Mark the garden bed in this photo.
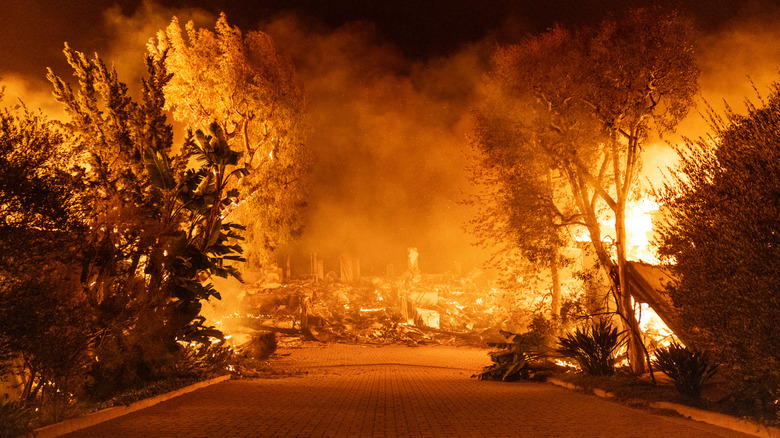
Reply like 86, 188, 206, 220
548, 371, 780, 437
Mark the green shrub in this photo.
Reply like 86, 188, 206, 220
652, 342, 719, 398
556, 319, 624, 376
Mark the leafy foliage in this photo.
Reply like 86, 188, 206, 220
0, 278, 91, 404
0, 94, 84, 286
0, 95, 94, 410
91, 376, 203, 410
657, 82, 780, 412
0, 102, 77, 231
468, 91, 575, 316
652, 342, 718, 398
37, 45, 240, 400
471, 7, 699, 373
556, 319, 624, 376
161, 123, 249, 344
44, 47, 183, 396
150, 14, 310, 269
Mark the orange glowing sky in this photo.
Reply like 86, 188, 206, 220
4, 0, 780, 273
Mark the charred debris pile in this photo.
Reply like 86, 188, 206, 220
220, 272, 509, 348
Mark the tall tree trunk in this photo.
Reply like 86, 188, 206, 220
548, 168, 562, 321
550, 251, 561, 320
615, 208, 646, 374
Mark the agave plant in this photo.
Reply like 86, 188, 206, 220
556, 319, 624, 376
652, 342, 719, 398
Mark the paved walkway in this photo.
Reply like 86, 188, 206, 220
63, 344, 756, 437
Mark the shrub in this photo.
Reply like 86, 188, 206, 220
652, 342, 719, 398
0, 278, 92, 403
172, 341, 234, 377
0, 400, 32, 438
556, 319, 624, 376
656, 78, 780, 412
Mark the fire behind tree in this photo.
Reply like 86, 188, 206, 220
467, 8, 698, 374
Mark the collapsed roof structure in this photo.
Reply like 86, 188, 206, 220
625, 261, 687, 345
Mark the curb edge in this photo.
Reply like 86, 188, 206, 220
547, 378, 779, 438
28, 374, 231, 438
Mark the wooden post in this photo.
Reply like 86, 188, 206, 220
310, 252, 317, 282
300, 296, 311, 331
285, 254, 291, 283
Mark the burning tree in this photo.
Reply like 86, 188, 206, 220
471, 9, 698, 373
149, 14, 310, 270
469, 68, 579, 320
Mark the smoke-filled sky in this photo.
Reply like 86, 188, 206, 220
3, 0, 780, 274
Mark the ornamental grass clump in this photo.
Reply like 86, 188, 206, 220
652, 342, 719, 398
556, 319, 624, 376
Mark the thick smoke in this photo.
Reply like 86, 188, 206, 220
644, 2, 780, 186
6, 1, 780, 277
263, 16, 491, 275
100, 1, 214, 91
18, 1, 492, 276
1, 2, 205, 113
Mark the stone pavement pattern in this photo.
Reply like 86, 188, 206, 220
63, 344, 757, 437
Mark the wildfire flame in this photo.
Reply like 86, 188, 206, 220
623, 198, 659, 263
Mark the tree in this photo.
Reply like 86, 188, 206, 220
657, 86, 780, 410
47, 45, 176, 306
579, 10, 698, 374
0, 99, 78, 233
0, 90, 84, 284
0, 91, 90, 406
469, 73, 578, 320
473, 9, 698, 373
149, 14, 310, 269
46, 45, 243, 393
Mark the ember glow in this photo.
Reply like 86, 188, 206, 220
4, 1, 780, 273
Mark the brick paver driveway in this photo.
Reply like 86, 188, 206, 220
63, 343, 756, 437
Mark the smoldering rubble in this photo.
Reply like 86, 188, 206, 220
219, 269, 532, 349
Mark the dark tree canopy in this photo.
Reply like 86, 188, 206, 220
0, 100, 78, 232
657, 85, 780, 405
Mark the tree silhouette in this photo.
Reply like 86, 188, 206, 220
472, 9, 699, 373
